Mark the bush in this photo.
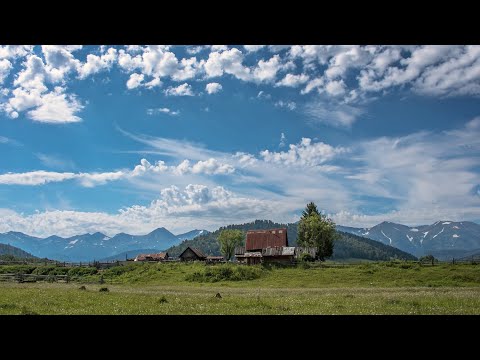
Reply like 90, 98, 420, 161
300, 253, 315, 262
68, 267, 98, 277
99, 287, 109, 292
185, 264, 261, 282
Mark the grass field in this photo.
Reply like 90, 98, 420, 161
1, 261, 480, 314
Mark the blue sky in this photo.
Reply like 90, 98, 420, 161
0, 45, 479, 237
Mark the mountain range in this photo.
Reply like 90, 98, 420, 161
1, 219, 479, 262
337, 220, 480, 259
0, 228, 209, 261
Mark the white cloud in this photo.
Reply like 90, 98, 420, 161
325, 80, 346, 96
0, 184, 276, 237
276, 73, 309, 87
0, 45, 33, 60
0, 59, 12, 84
27, 87, 83, 123
244, 45, 265, 52
211, 45, 228, 52
257, 90, 271, 99
301, 77, 324, 94
253, 55, 282, 83
126, 73, 144, 89
205, 82, 222, 94
164, 83, 194, 96
260, 137, 348, 167
147, 107, 180, 116
304, 100, 364, 128
186, 46, 206, 55
77, 47, 117, 79
274, 100, 296, 110
0, 171, 77, 185
191, 158, 234, 175
279, 132, 286, 147
204, 48, 251, 81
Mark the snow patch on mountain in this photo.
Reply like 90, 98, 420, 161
433, 227, 445, 239
406, 234, 413, 242
69, 239, 78, 245
453, 234, 460, 238
442, 222, 452, 225
381, 230, 392, 245
453, 226, 460, 229
410, 228, 419, 232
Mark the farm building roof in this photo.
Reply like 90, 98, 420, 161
135, 252, 169, 261
246, 228, 288, 251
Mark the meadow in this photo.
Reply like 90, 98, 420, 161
1, 261, 480, 314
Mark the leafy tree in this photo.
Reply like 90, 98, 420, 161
419, 254, 437, 265
297, 202, 337, 261
302, 202, 320, 218
217, 229, 244, 261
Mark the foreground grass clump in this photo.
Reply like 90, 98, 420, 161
185, 264, 262, 282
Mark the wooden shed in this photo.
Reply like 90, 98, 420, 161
179, 247, 207, 261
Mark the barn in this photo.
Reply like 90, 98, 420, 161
179, 247, 207, 261
245, 228, 288, 251
236, 228, 297, 264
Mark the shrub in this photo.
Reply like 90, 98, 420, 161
300, 253, 315, 262
99, 287, 109, 292
185, 264, 261, 282
68, 267, 98, 277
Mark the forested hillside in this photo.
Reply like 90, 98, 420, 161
166, 220, 416, 261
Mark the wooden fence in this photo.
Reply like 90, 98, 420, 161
0, 273, 70, 283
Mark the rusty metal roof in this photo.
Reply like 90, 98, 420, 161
134, 252, 169, 261
246, 228, 288, 251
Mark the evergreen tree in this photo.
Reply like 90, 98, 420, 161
302, 202, 320, 218
297, 202, 336, 261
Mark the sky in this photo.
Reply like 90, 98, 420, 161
0, 45, 479, 237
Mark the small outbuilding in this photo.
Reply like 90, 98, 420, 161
179, 247, 207, 261
134, 252, 169, 262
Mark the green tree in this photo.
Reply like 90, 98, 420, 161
302, 202, 320, 218
297, 202, 337, 261
217, 229, 244, 261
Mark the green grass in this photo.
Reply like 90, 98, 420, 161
1, 261, 480, 314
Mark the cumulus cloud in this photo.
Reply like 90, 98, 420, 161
0, 157, 236, 187
27, 87, 83, 123
205, 82, 222, 94
126, 73, 144, 89
253, 55, 283, 83
164, 83, 194, 96
260, 137, 348, 167
0, 59, 12, 84
0, 184, 275, 237
244, 45, 265, 52
276, 73, 309, 87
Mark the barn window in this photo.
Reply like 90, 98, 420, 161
272, 231, 276, 234
279, 230, 283, 233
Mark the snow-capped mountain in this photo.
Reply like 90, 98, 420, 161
0, 227, 208, 261
337, 221, 480, 259
175, 229, 210, 241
